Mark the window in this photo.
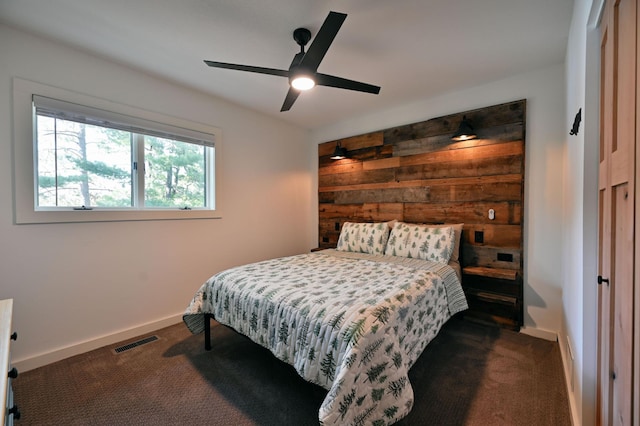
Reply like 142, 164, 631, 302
13, 79, 222, 223
34, 95, 215, 211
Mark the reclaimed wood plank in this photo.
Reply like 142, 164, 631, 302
395, 154, 523, 181
318, 204, 364, 218
332, 182, 522, 204
362, 157, 401, 171
318, 132, 384, 156
403, 202, 522, 225
319, 204, 403, 233
461, 224, 522, 247
318, 168, 396, 188
319, 173, 522, 193
361, 203, 404, 221
393, 123, 524, 157
319, 144, 393, 166
399, 140, 523, 167
318, 160, 363, 176
470, 223, 522, 243
463, 266, 518, 280
383, 100, 525, 144
462, 245, 522, 270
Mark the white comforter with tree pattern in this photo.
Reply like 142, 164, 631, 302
183, 249, 467, 426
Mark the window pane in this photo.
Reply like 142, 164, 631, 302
144, 136, 206, 208
36, 115, 133, 208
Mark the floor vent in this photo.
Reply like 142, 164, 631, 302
114, 335, 159, 354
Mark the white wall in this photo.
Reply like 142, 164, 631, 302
312, 64, 567, 338
562, 0, 602, 425
0, 24, 314, 370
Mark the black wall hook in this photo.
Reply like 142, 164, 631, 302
570, 108, 582, 136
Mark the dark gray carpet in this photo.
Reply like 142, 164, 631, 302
12, 317, 571, 425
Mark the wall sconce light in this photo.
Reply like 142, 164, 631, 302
330, 141, 348, 160
451, 115, 477, 141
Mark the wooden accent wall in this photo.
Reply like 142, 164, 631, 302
318, 100, 526, 325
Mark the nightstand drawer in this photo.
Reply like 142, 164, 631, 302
462, 274, 520, 298
464, 289, 521, 330
465, 287, 518, 310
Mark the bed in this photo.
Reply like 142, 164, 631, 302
183, 221, 468, 425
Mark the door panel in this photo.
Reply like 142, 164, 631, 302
597, 0, 635, 424
612, 184, 633, 425
597, 5, 613, 423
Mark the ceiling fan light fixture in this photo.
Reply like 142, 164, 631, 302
291, 75, 315, 91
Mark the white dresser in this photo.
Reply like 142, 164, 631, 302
1, 299, 18, 425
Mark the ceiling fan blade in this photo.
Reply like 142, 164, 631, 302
280, 87, 301, 112
315, 73, 381, 94
299, 11, 346, 72
204, 60, 289, 78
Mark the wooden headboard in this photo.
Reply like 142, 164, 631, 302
317, 99, 526, 329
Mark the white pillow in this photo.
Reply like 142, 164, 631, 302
384, 222, 455, 264
336, 222, 391, 255
426, 223, 463, 262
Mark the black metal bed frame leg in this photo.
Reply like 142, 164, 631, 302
204, 313, 213, 351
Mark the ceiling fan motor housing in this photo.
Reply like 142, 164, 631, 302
293, 28, 312, 49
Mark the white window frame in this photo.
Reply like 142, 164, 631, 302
12, 78, 223, 224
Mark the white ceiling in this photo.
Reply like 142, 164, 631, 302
0, 0, 574, 130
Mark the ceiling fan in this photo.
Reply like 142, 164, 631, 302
203, 11, 381, 112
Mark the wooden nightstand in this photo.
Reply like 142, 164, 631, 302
461, 266, 523, 330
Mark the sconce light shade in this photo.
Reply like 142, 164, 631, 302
451, 115, 477, 141
330, 142, 348, 160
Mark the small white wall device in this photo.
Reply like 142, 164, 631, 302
488, 209, 495, 220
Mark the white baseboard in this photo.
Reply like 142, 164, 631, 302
14, 314, 183, 372
557, 331, 579, 426
519, 326, 558, 341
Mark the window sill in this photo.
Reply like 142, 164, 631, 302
15, 208, 223, 225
